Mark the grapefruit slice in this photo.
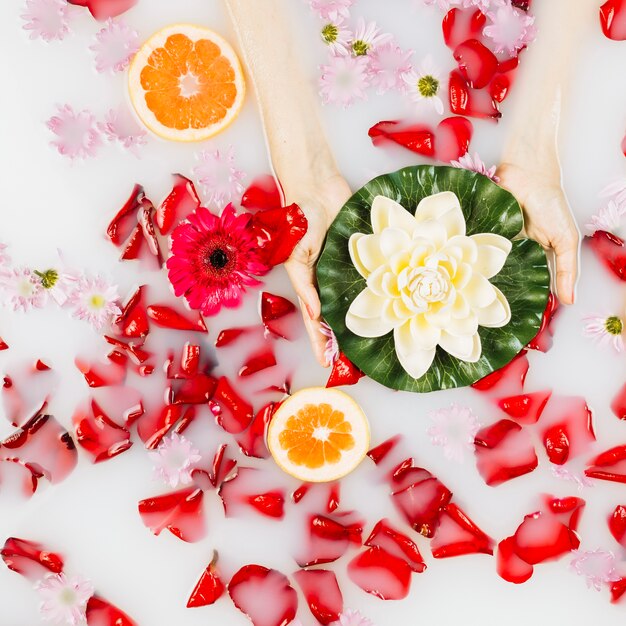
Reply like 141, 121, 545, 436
267, 387, 370, 483
128, 24, 245, 142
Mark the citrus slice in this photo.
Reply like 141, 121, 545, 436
267, 387, 370, 483
128, 24, 245, 142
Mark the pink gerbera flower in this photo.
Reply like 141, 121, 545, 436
451, 151, 499, 181
331, 609, 375, 626
600, 179, 626, 210
320, 321, 339, 365
0, 267, 47, 311
309, 0, 354, 21
67, 275, 121, 330
427, 403, 481, 463
583, 314, 624, 353
422, 0, 460, 11
47, 105, 101, 160
34, 267, 78, 306
167, 205, 269, 317
98, 105, 148, 155
319, 55, 370, 108
350, 18, 393, 57
21, 0, 72, 42
570, 549, 620, 591
90, 19, 140, 73
483, 3, 536, 55
192, 147, 246, 208
149, 433, 202, 488
367, 41, 414, 94
320, 18, 352, 56
585, 200, 626, 236
34, 572, 94, 625
403, 55, 446, 115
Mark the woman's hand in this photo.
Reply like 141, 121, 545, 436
284, 175, 352, 366
496, 161, 579, 305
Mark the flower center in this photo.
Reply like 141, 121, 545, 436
418, 75, 439, 98
89, 294, 106, 309
209, 248, 229, 270
179, 72, 201, 98
18, 279, 35, 297
605, 316, 624, 336
35, 269, 58, 289
408, 267, 449, 308
321, 23, 338, 44
58, 587, 77, 606
352, 40, 369, 56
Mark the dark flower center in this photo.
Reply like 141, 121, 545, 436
209, 248, 229, 270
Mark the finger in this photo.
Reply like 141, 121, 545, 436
552, 231, 580, 305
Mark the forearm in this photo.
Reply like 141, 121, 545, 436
223, 0, 339, 200
502, 0, 597, 175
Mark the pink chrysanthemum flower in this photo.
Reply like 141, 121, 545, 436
34, 572, 94, 626
422, 0, 460, 11
193, 147, 246, 208
320, 18, 352, 56
551, 466, 593, 491
367, 41, 414, 94
68, 275, 121, 330
427, 403, 481, 463
483, 3, 536, 55
585, 200, 626, 236
451, 151, 499, 182
98, 105, 148, 155
600, 179, 626, 210
21, 0, 72, 42
350, 18, 393, 57
460, 0, 504, 11
167, 205, 268, 317
320, 321, 339, 365
149, 433, 202, 488
90, 19, 140, 73
0, 243, 11, 267
0, 268, 47, 311
34, 267, 78, 306
309, 0, 354, 21
403, 55, 445, 115
583, 314, 624, 353
319, 55, 370, 108
570, 549, 620, 592
331, 609, 375, 626
47, 105, 101, 160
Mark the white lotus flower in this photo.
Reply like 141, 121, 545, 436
346, 192, 512, 379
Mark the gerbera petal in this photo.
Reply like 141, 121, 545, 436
371, 195, 417, 235
394, 322, 436, 378
415, 191, 465, 238
470, 233, 512, 278
439, 330, 481, 361
476, 287, 511, 327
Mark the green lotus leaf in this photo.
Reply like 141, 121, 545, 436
316, 165, 550, 392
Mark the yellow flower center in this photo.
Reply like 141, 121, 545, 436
418, 75, 439, 98
352, 40, 369, 56
90, 294, 106, 309
605, 316, 624, 336
322, 23, 338, 44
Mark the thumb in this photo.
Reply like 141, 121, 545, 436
552, 229, 580, 305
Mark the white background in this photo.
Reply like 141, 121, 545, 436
1, 1, 626, 625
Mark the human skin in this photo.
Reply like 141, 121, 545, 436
224, 0, 588, 366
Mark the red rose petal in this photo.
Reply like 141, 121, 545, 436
489, 73, 511, 103
1, 413, 77, 490
471, 350, 529, 394
431, 503, 494, 558
136, 405, 185, 449
326, 352, 364, 388
251, 203, 308, 268
236, 402, 276, 459
496, 536, 533, 584
0, 338, 9, 351
239, 349, 277, 377
107, 184, 144, 245
453, 39, 498, 88
241, 175, 282, 212
208, 443, 238, 488
611, 577, 626, 603
611, 382, 626, 420
585, 444, 626, 483
443, 8, 487, 49
1, 537, 64, 581
2, 362, 56, 427
435, 116, 473, 162
138, 487, 206, 542
90, 386, 144, 426
544, 495, 586, 531
210, 377, 254, 434
215, 326, 255, 347
367, 435, 402, 466
497, 390, 552, 425
365, 519, 426, 573
260, 292, 297, 339
449, 70, 501, 120
609, 505, 626, 548
368, 120, 435, 157
474, 419, 538, 486
527, 292, 560, 352
219, 467, 285, 519
585, 230, 626, 281
120, 224, 146, 261
348, 546, 413, 601
297, 512, 364, 567
170, 374, 217, 405
187, 552, 225, 608
139, 198, 164, 267
539, 396, 595, 465
156, 174, 200, 235
103, 336, 151, 365
73, 399, 132, 463
293, 569, 342, 625
115, 286, 149, 339
228, 565, 298, 626
391, 464, 453, 538
146, 304, 207, 333
67, 0, 137, 20
85, 595, 137, 626
600, 0, 626, 40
